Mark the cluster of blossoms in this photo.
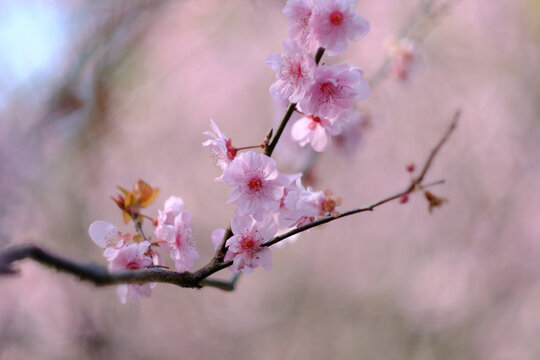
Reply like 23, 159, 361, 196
89, 220, 156, 303
89, 182, 199, 303
202, 0, 372, 272
204, 124, 342, 274
88, 0, 370, 303
266, 0, 370, 152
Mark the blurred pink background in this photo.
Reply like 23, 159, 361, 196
1, 0, 540, 359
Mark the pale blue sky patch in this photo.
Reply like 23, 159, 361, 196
0, 0, 67, 108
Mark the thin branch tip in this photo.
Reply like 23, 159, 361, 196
263, 110, 459, 248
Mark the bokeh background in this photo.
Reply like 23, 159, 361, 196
1, 0, 540, 359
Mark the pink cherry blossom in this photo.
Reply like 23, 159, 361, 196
108, 241, 154, 304
278, 178, 318, 228
266, 40, 316, 103
157, 210, 199, 272
224, 214, 276, 274
202, 119, 237, 171
297, 188, 342, 217
311, 0, 369, 55
283, 0, 319, 53
278, 180, 341, 228
211, 228, 226, 251
88, 220, 131, 260
156, 196, 184, 227
222, 151, 294, 220
89, 221, 126, 248
299, 64, 369, 120
155, 196, 199, 272
291, 114, 342, 152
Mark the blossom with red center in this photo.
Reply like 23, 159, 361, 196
266, 39, 316, 103
224, 214, 276, 274
311, 0, 369, 55
297, 188, 342, 217
278, 180, 341, 228
155, 196, 199, 272
283, 0, 319, 53
222, 151, 295, 220
203, 119, 237, 172
108, 241, 154, 304
291, 114, 342, 151
300, 64, 369, 120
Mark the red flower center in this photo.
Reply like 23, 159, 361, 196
126, 261, 140, 270
321, 81, 335, 94
330, 11, 344, 25
248, 178, 263, 191
226, 139, 237, 161
241, 237, 255, 251
288, 61, 304, 80
308, 116, 322, 130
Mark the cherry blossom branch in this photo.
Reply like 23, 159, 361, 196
291, 2, 460, 181
214, 47, 326, 260
0, 111, 459, 292
263, 179, 442, 247
264, 109, 459, 247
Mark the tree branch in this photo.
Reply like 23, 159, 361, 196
410, 109, 459, 189
0, 244, 200, 287
0, 111, 459, 291
199, 273, 241, 292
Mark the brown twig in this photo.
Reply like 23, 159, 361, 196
409, 109, 459, 190
263, 178, 445, 248
0, 111, 459, 291
132, 215, 149, 242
